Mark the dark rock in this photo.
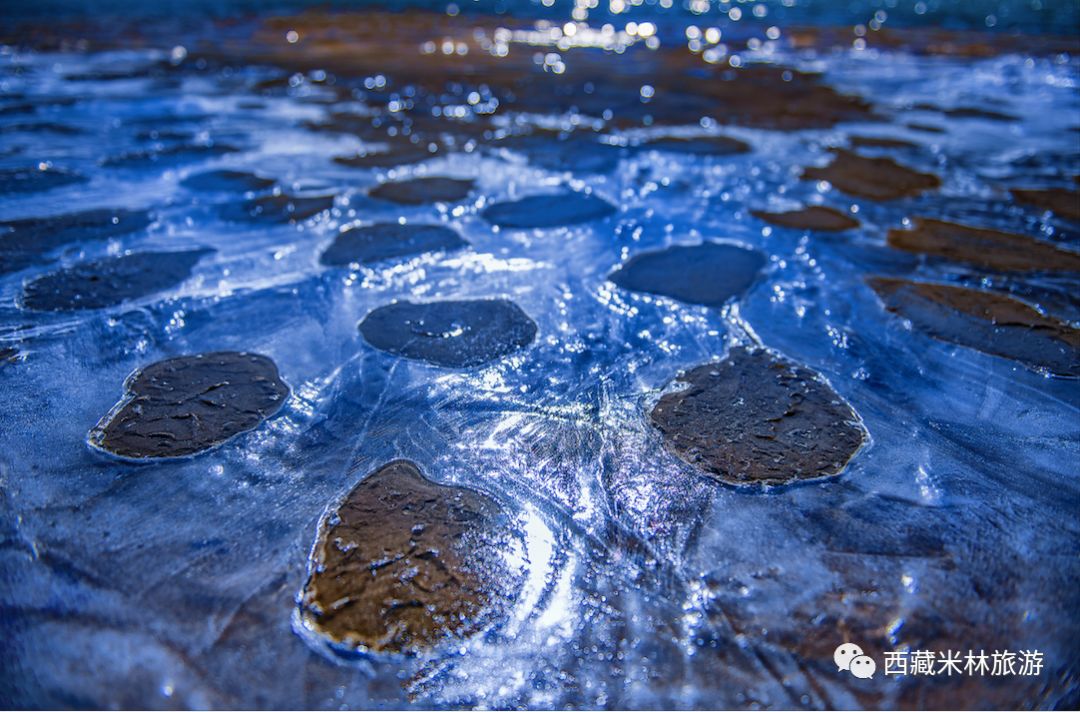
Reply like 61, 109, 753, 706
751, 206, 859, 232
0, 122, 84, 135
496, 134, 626, 174
135, 128, 195, 142
321, 223, 467, 267
0, 166, 86, 194
639, 135, 751, 156
368, 177, 474, 205
0, 207, 152, 274
101, 143, 239, 169
21, 249, 211, 311
359, 298, 537, 368
296, 459, 520, 656
651, 347, 867, 486
849, 136, 919, 149
868, 277, 1080, 376
888, 218, 1080, 272
481, 192, 615, 228
221, 193, 335, 224
608, 242, 765, 306
0, 347, 18, 366
333, 144, 437, 169
181, 170, 275, 193
906, 122, 946, 134
802, 149, 941, 200
88, 351, 289, 459
1010, 188, 1080, 222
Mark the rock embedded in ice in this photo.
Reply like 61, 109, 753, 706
1010, 188, 1080, 222
751, 206, 859, 232
101, 143, 240, 169
333, 143, 437, 169
88, 351, 289, 459
181, 169, 275, 192
887, 218, 1080, 272
358, 298, 537, 368
868, 276, 1080, 376
638, 135, 751, 156
296, 459, 520, 656
802, 149, 941, 200
608, 242, 766, 306
650, 347, 867, 486
21, 249, 212, 311
0, 208, 152, 274
320, 223, 467, 267
849, 135, 919, 149
0, 166, 86, 193
0, 347, 18, 367
221, 193, 335, 224
368, 177, 474, 205
481, 192, 616, 228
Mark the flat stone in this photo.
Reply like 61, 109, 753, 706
21, 249, 211, 311
0, 208, 152, 274
181, 170, 275, 192
888, 218, 1080, 272
88, 351, 289, 459
320, 223, 467, 267
0, 122, 84, 135
1011, 188, 1080, 222
496, 134, 626, 174
101, 144, 239, 168
481, 192, 616, 228
608, 242, 766, 306
802, 149, 941, 201
868, 277, 1080, 376
333, 144, 437, 169
638, 135, 751, 156
0, 347, 18, 367
222, 193, 335, 224
906, 122, 945, 134
650, 347, 867, 486
0, 166, 86, 194
751, 206, 859, 232
358, 298, 537, 368
368, 177, 474, 205
296, 460, 519, 656
849, 136, 919, 149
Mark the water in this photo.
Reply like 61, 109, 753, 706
1, 1, 1078, 708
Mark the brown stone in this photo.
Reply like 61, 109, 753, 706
1011, 188, 1080, 222
887, 218, 1080, 272
803, 149, 941, 201
751, 206, 859, 232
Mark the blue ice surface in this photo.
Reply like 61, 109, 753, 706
0, 1, 1079, 709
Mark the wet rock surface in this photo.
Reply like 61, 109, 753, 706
0, 208, 152, 274
368, 177, 474, 205
333, 142, 438, 169
21, 249, 211, 311
868, 277, 1080, 376
181, 169, 275, 192
0, 347, 18, 367
887, 218, 1080, 272
0, 166, 86, 193
609, 242, 766, 306
88, 351, 289, 459
651, 347, 867, 486
221, 193, 335, 223
496, 134, 626, 174
1010, 187, 1080, 222
359, 298, 537, 367
849, 135, 919, 149
101, 143, 239, 168
802, 149, 941, 200
751, 206, 859, 232
639, 135, 751, 156
297, 459, 519, 656
321, 223, 467, 267
481, 192, 616, 228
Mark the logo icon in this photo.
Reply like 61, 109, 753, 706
835, 643, 877, 679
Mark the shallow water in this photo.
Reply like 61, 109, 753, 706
0, 1, 1078, 709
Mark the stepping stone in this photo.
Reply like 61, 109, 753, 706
638, 135, 751, 156
802, 149, 940, 201
887, 218, 1080, 272
849, 136, 919, 149
1011, 188, 1080, 222
868, 277, 1080, 377
222, 193, 335, 224
481, 192, 616, 228
368, 177, 474, 205
320, 223, 467, 267
0, 166, 86, 194
181, 170, 275, 192
296, 460, 519, 656
651, 347, 867, 486
88, 352, 289, 459
0, 207, 152, 274
21, 249, 211, 311
608, 242, 766, 306
101, 144, 239, 169
358, 298, 537, 368
751, 206, 859, 232
496, 134, 625, 174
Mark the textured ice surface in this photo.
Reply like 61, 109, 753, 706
0, 6, 1079, 711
